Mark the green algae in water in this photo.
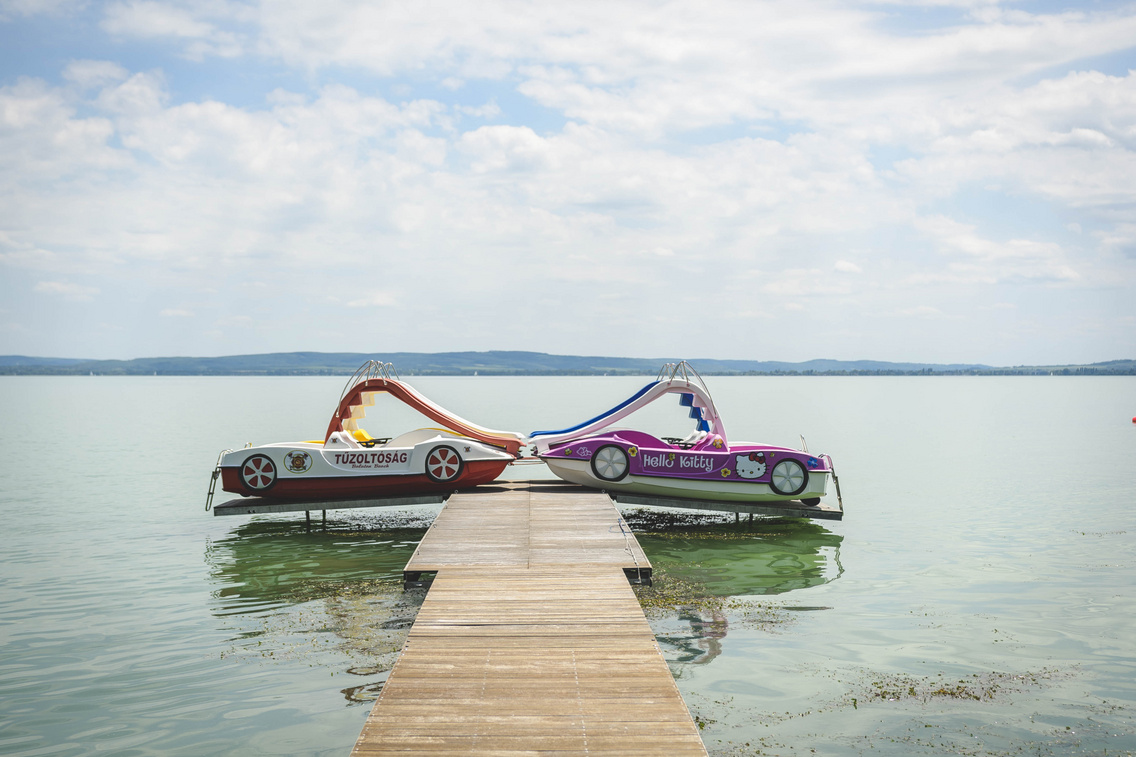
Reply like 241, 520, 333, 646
209, 513, 435, 703
208, 510, 436, 608
624, 508, 844, 598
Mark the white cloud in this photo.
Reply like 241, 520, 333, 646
101, 1, 245, 57
0, 234, 58, 270
913, 215, 1082, 284
63, 60, 131, 90
456, 101, 501, 119
346, 292, 397, 308
2, 1, 1136, 362
0, 79, 128, 181
460, 125, 557, 173
758, 268, 857, 297
95, 71, 168, 116
0, 0, 82, 18
33, 281, 99, 301
223, 0, 1136, 144
896, 305, 951, 319
102, 0, 213, 38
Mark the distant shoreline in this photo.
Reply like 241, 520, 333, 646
2, 351, 1133, 376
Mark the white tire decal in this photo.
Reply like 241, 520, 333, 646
241, 455, 277, 491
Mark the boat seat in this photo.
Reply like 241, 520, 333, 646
690, 433, 723, 451
325, 430, 361, 448
352, 428, 391, 448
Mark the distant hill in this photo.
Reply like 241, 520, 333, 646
1, 351, 1134, 376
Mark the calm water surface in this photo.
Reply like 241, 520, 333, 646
0, 375, 1133, 756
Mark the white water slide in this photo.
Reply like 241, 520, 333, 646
527, 362, 727, 453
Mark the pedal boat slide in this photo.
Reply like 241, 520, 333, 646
530, 362, 837, 505
215, 361, 524, 501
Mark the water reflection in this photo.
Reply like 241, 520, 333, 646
205, 510, 436, 614
205, 511, 439, 700
340, 680, 385, 704
625, 510, 844, 666
204, 507, 844, 680
627, 510, 844, 596
664, 609, 730, 664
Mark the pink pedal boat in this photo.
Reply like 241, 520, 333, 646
213, 361, 523, 501
531, 362, 839, 505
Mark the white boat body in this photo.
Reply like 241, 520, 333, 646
221, 429, 513, 479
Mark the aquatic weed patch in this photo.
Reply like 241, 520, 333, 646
687, 668, 1104, 757
273, 576, 406, 605
634, 565, 726, 615
637, 566, 797, 672
725, 599, 797, 632
621, 508, 734, 531
836, 696, 1136, 757
633, 564, 795, 622
622, 508, 804, 540
838, 668, 1067, 708
222, 578, 425, 693
325, 509, 441, 531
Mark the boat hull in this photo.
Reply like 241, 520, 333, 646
543, 457, 829, 503
220, 458, 508, 501
218, 431, 514, 501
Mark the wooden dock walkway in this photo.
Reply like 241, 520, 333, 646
403, 482, 650, 584
352, 484, 707, 756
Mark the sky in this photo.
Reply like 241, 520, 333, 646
1, 0, 1135, 365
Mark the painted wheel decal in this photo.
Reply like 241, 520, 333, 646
770, 458, 808, 496
425, 445, 463, 483
591, 445, 630, 482
240, 454, 277, 492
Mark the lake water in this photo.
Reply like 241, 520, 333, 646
0, 375, 1134, 756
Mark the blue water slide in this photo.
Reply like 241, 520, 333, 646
681, 392, 712, 431
529, 381, 660, 438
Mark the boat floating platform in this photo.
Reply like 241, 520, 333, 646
211, 479, 842, 521
611, 490, 844, 520
211, 492, 448, 516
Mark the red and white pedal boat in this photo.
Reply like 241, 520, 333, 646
214, 361, 523, 501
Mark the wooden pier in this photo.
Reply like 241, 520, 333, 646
352, 483, 707, 756
402, 482, 651, 586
